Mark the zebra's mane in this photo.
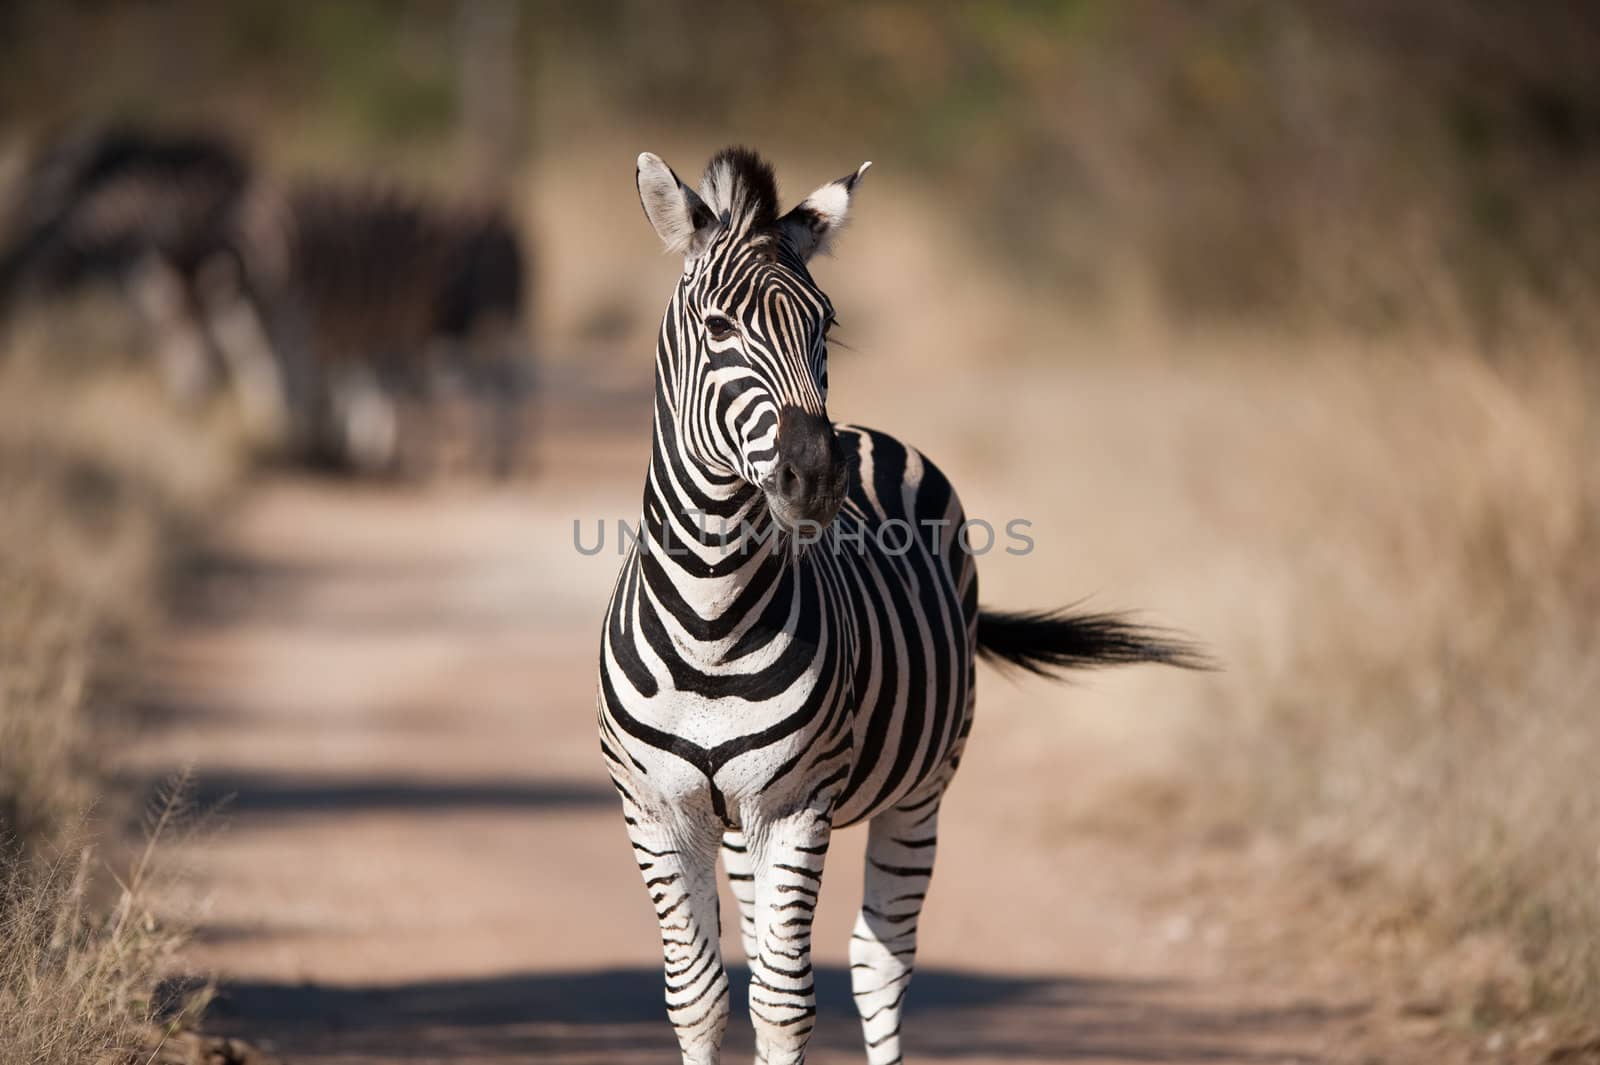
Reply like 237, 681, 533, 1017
698, 146, 780, 239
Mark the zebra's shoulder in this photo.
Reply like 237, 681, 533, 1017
834, 424, 964, 524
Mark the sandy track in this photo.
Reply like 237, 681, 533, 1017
128, 408, 1356, 1064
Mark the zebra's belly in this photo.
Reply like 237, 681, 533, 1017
829, 661, 972, 828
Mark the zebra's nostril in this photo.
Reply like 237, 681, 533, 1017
777, 463, 804, 501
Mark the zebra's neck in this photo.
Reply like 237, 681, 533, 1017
640, 365, 793, 625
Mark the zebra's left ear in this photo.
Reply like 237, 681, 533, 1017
637, 152, 720, 260
779, 161, 871, 262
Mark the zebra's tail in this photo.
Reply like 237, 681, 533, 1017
975, 607, 1213, 678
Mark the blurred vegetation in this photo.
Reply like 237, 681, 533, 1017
0, 317, 240, 814
1186, 348, 1600, 1023
5, 1, 1600, 343
0, 307, 242, 1061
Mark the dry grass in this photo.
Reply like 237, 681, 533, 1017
1, 314, 239, 844
0, 307, 242, 1062
953, 330, 1600, 1030
1204, 343, 1600, 1022
0, 780, 209, 1065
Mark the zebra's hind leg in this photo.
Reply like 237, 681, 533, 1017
631, 818, 730, 1065
747, 813, 832, 1065
851, 791, 942, 1065
721, 829, 760, 963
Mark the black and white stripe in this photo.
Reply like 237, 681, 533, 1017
598, 146, 1202, 1065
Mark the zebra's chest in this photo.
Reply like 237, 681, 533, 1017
620, 649, 845, 773
637, 681, 827, 748
601, 581, 856, 818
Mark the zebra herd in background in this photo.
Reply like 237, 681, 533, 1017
600, 146, 1205, 1065
0, 125, 534, 476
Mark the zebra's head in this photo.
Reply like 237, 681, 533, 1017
636, 147, 868, 535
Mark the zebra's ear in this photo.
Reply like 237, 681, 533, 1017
637, 152, 719, 260
779, 161, 871, 262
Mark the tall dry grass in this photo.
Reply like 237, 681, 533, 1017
1182, 338, 1600, 1022
0, 781, 208, 1064
0, 307, 242, 1062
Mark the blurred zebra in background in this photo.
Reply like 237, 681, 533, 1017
0, 124, 535, 477
275, 182, 531, 476
0, 126, 286, 423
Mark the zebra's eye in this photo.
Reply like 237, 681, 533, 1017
704, 315, 737, 341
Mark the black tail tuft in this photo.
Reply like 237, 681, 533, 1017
975, 607, 1213, 678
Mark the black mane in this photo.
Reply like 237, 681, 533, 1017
702, 145, 780, 232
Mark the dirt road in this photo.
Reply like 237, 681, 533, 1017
128, 397, 1362, 1065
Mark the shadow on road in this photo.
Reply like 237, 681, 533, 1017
201, 965, 1343, 1063
171, 546, 530, 635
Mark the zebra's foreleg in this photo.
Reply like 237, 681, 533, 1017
130, 258, 219, 405
632, 818, 730, 1065
721, 828, 760, 964
851, 792, 942, 1065
747, 814, 831, 1065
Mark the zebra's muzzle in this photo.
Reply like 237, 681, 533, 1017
764, 405, 849, 534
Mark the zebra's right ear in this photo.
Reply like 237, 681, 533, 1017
637, 152, 719, 261
778, 161, 871, 262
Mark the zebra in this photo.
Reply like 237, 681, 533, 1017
271, 181, 533, 476
597, 146, 1205, 1065
0, 124, 279, 415
0, 125, 535, 476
